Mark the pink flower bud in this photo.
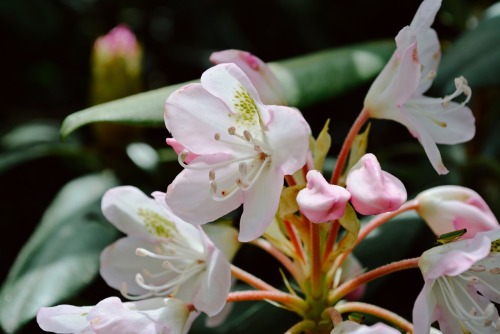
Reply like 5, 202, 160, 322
416, 185, 499, 238
297, 170, 350, 223
209, 49, 286, 105
346, 153, 407, 215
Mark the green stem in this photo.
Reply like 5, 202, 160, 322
310, 221, 322, 299
335, 302, 414, 333
284, 320, 316, 334
227, 290, 306, 311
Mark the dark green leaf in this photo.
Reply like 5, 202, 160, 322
434, 15, 500, 93
0, 173, 119, 333
60, 41, 393, 139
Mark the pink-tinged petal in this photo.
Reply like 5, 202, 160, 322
201, 63, 271, 126
165, 167, 242, 225
265, 105, 310, 175
205, 303, 233, 327
394, 29, 421, 106
37, 305, 93, 333
88, 297, 193, 334
408, 100, 475, 145
210, 50, 286, 105
404, 112, 448, 174
239, 167, 284, 242
415, 28, 440, 95
339, 254, 366, 301
346, 154, 407, 215
416, 186, 499, 238
99, 237, 174, 295
102, 186, 169, 238
297, 170, 350, 223
165, 83, 248, 155
166, 138, 199, 163
191, 241, 231, 316
422, 235, 491, 279
412, 281, 437, 334
410, 0, 442, 34
331, 320, 401, 334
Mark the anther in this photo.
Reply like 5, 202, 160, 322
243, 130, 252, 141
228, 127, 236, 135
209, 169, 216, 181
490, 267, 500, 275
254, 145, 262, 152
210, 181, 217, 194
214, 133, 221, 140
136, 248, 149, 257
470, 265, 486, 272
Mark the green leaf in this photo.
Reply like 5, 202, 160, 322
434, 15, 500, 92
60, 41, 393, 139
0, 172, 119, 333
312, 119, 332, 171
336, 203, 361, 255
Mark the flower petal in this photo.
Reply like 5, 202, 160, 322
410, 0, 442, 34
265, 105, 310, 174
412, 281, 437, 334
209, 50, 286, 105
165, 167, 242, 225
37, 304, 93, 333
239, 167, 284, 242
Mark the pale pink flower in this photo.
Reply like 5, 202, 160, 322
100, 186, 231, 316
297, 170, 350, 223
364, 0, 474, 174
164, 63, 310, 242
346, 153, 407, 215
331, 320, 400, 334
417, 185, 499, 239
37, 296, 197, 334
210, 49, 286, 105
413, 229, 500, 334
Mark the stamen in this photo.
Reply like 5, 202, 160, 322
470, 265, 486, 272
228, 126, 236, 135
238, 155, 271, 190
427, 70, 437, 80
209, 169, 216, 181
179, 149, 189, 163
214, 133, 221, 140
239, 162, 248, 177
490, 268, 500, 275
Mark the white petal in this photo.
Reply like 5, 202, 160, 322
265, 105, 310, 175
37, 304, 93, 333
410, 0, 442, 34
239, 167, 284, 242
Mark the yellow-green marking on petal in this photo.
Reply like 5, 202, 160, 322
491, 239, 500, 253
138, 208, 178, 239
233, 84, 259, 126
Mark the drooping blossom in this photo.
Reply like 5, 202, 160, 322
330, 320, 400, 334
346, 153, 407, 215
364, 0, 474, 174
164, 63, 310, 242
413, 229, 500, 334
99, 186, 231, 316
297, 170, 350, 223
416, 185, 499, 239
210, 49, 286, 105
37, 296, 198, 334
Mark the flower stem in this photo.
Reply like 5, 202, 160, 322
284, 320, 316, 334
322, 220, 340, 268
251, 238, 302, 283
329, 257, 420, 303
227, 290, 306, 310
331, 200, 417, 274
330, 107, 369, 185
284, 218, 306, 263
231, 264, 279, 292
310, 221, 322, 299
335, 302, 414, 333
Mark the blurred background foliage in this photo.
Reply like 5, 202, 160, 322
1, 0, 500, 332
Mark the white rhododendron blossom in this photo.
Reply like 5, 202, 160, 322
37, 297, 198, 334
164, 63, 310, 242
417, 185, 499, 239
364, 0, 475, 174
413, 229, 500, 334
100, 186, 231, 316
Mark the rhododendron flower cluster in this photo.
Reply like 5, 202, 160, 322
37, 0, 499, 333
